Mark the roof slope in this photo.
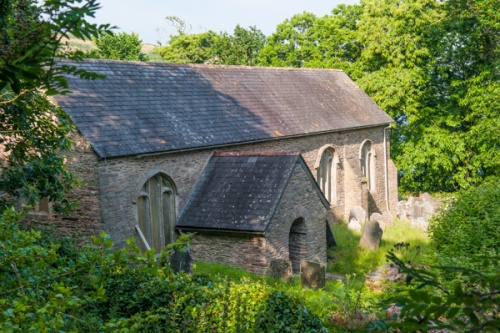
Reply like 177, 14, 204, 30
176, 152, 327, 233
54, 59, 393, 158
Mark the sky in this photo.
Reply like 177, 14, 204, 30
90, 0, 359, 44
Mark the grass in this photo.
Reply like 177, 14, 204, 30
328, 220, 430, 278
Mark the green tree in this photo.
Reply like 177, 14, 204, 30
258, 12, 320, 68
89, 31, 148, 61
375, 0, 500, 192
259, 0, 499, 193
258, 6, 362, 71
0, 0, 111, 210
155, 30, 220, 63
212, 25, 266, 66
155, 19, 266, 66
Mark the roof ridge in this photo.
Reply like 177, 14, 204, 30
57, 58, 345, 72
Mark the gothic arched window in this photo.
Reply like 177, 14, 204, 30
317, 148, 338, 203
137, 173, 176, 253
360, 141, 376, 191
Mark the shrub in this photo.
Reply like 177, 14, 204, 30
0, 207, 326, 332
429, 181, 500, 260
366, 248, 500, 332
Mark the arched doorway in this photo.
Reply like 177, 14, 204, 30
289, 217, 307, 274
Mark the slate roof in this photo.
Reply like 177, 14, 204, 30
176, 152, 329, 233
54, 59, 394, 158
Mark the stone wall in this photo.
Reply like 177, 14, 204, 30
189, 233, 268, 274
31, 125, 397, 248
266, 163, 328, 268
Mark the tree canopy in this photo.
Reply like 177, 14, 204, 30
155, 24, 266, 66
88, 31, 148, 61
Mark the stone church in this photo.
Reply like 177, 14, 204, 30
44, 59, 397, 274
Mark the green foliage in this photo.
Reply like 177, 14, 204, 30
155, 30, 220, 63
0, 0, 112, 95
155, 24, 266, 65
1, 0, 112, 211
258, 6, 362, 71
0, 91, 78, 212
366, 247, 500, 332
0, 208, 327, 332
88, 31, 148, 61
429, 181, 500, 261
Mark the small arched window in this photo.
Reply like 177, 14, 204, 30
317, 148, 339, 203
360, 141, 376, 191
137, 173, 176, 253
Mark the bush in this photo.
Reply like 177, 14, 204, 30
0, 207, 326, 332
429, 181, 500, 260
366, 247, 500, 332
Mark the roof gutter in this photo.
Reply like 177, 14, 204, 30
176, 226, 265, 236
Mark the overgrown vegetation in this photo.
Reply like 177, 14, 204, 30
429, 181, 500, 264
367, 245, 499, 332
0, 208, 327, 332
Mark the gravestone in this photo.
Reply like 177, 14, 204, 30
300, 260, 325, 290
370, 213, 385, 231
347, 218, 362, 232
267, 259, 292, 279
396, 200, 410, 221
169, 248, 193, 274
411, 201, 426, 222
411, 217, 429, 231
359, 221, 383, 251
422, 200, 434, 219
382, 211, 394, 227
349, 205, 366, 226
370, 212, 383, 222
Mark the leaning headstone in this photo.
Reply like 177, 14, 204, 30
349, 206, 366, 226
169, 248, 193, 274
359, 221, 383, 251
370, 212, 383, 222
370, 213, 385, 231
347, 218, 362, 232
382, 211, 394, 227
267, 259, 292, 279
420, 192, 433, 204
300, 260, 325, 290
